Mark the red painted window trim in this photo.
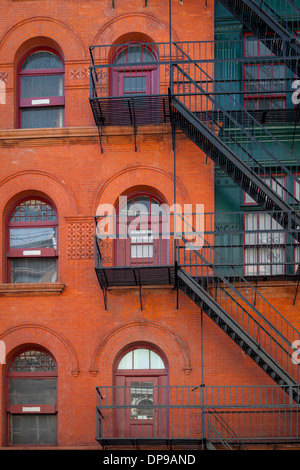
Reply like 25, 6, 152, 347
6, 196, 59, 283
17, 46, 65, 128
5, 347, 58, 446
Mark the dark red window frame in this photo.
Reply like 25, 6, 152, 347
6, 196, 58, 283
6, 348, 58, 446
17, 46, 65, 128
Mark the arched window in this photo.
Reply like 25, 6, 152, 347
111, 43, 159, 98
7, 348, 58, 445
117, 347, 166, 370
7, 197, 58, 283
18, 48, 64, 128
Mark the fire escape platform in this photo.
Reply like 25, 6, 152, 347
95, 265, 176, 290
89, 95, 171, 129
96, 437, 206, 449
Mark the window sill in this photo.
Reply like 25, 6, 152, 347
0, 283, 65, 296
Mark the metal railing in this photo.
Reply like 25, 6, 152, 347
176, 212, 300, 385
96, 384, 300, 445
89, 38, 299, 113
94, 211, 300, 275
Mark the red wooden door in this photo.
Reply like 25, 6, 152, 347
125, 376, 158, 439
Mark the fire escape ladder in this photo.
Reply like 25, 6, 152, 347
216, 0, 300, 75
170, 54, 300, 242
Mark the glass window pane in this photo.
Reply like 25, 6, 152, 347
134, 197, 150, 214
123, 76, 146, 94
245, 66, 258, 92
21, 106, 63, 129
245, 37, 257, 57
150, 351, 165, 369
130, 382, 154, 419
245, 99, 258, 111
134, 349, 150, 369
10, 350, 56, 373
244, 248, 257, 276
127, 46, 142, 64
244, 213, 258, 245
21, 75, 63, 99
11, 258, 57, 283
118, 351, 133, 370
10, 414, 57, 445
259, 65, 271, 92
9, 379, 57, 405
10, 228, 57, 249
258, 41, 273, 57
10, 200, 57, 223
22, 52, 63, 70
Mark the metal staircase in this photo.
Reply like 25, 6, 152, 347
216, 0, 300, 75
170, 45, 300, 242
175, 226, 300, 402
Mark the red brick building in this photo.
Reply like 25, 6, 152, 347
0, 0, 300, 450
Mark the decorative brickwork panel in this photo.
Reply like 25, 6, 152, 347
67, 220, 94, 260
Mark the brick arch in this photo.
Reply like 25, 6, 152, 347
0, 169, 79, 218
92, 11, 179, 46
0, 16, 86, 64
90, 321, 192, 380
0, 323, 80, 376
93, 165, 190, 215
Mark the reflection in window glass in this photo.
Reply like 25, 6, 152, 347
10, 228, 57, 249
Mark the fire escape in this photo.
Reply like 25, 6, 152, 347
89, 0, 300, 448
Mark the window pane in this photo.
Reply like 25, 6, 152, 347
150, 351, 165, 369
244, 248, 257, 276
10, 228, 57, 249
259, 65, 271, 92
134, 349, 150, 369
124, 76, 146, 94
245, 100, 258, 111
245, 66, 258, 92
9, 379, 57, 405
11, 258, 57, 283
273, 65, 285, 92
130, 382, 154, 419
22, 52, 63, 70
118, 351, 133, 369
10, 200, 57, 223
245, 37, 257, 57
244, 213, 258, 245
127, 46, 142, 64
21, 106, 63, 128
10, 350, 56, 373
21, 75, 63, 99
10, 414, 57, 445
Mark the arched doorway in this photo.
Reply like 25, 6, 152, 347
114, 344, 168, 439
115, 193, 170, 267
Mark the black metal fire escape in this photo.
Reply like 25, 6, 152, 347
169, 43, 300, 243
176, 224, 300, 403
216, 0, 300, 75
